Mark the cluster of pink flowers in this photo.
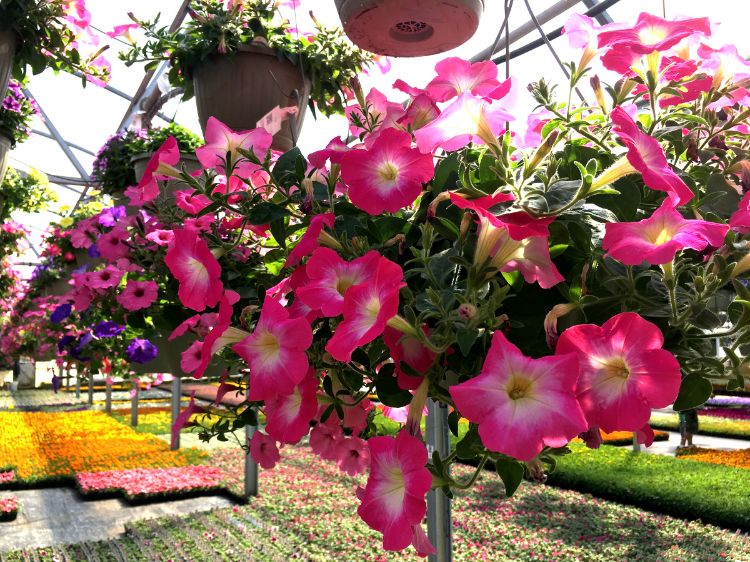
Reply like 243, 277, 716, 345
76, 465, 226, 498
0, 496, 17, 515
0, 470, 15, 485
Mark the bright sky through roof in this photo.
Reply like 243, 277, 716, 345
7, 0, 750, 275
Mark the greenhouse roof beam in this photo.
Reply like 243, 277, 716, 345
29, 129, 96, 157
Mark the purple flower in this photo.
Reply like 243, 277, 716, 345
57, 334, 76, 353
71, 332, 94, 362
126, 338, 158, 364
94, 321, 125, 338
99, 206, 126, 227
50, 303, 72, 323
87, 244, 101, 258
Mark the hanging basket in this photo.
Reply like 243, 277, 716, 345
0, 30, 16, 102
0, 132, 12, 186
192, 43, 310, 153
334, 0, 483, 57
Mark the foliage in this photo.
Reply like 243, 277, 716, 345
121, 0, 372, 116
0, 167, 57, 219
548, 444, 750, 530
92, 124, 203, 193
0, 79, 37, 144
0, 0, 109, 83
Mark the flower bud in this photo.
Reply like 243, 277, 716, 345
457, 303, 477, 320
590, 75, 607, 113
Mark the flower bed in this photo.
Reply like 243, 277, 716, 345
0, 495, 18, 522
547, 444, 750, 530
0, 411, 205, 485
701, 407, 750, 421
76, 465, 227, 502
650, 411, 750, 440
572, 429, 670, 446
707, 395, 750, 408
676, 447, 750, 470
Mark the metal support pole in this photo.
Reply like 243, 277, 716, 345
131, 380, 139, 427
87, 370, 94, 406
171, 377, 182, 450
426, 400, 453, 562
632, 434, 641, 452
245, 422, 258, 498
75, 369, 81, 399
65, 367, 70, 391
105, 379, 112, 415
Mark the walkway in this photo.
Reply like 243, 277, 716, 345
643, 430, 749, 456
0, 487, 234, 552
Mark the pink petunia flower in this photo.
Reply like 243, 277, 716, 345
145, 229, 174, 246
174, 190, 212, 215
730, 191, 750, 234
414, 91, 515, 154
164, 229, 223, 312
326, 257, 405, 363
340, 128, 434, 215
602, 200, 728, 266
97, 227, 130, 261
180, 340, 203, 374
335, 436, 370, 476
196, 117, 273, 178
698, 43, 750, 89
308, 137, 350, 169
233, 297, 312, 401
424, 57, 501, 102
127, 136, 181, 205
116, 280, 158, 311
172, 393, 203, 448
383, 326, 436, 391
264, 370, 318, 444
309, 421, 344, 461
600, 106, 695, 205
284, 213, 335, 268
450, 330, 587, 461
450, 194, 563, 288
346, 88, 404, 138
398, 94, 441, 131
556, 312, 682, 434
249, 431, 281, 469
296, 248, 380, 317
191, 290, 244, 379
88, 266, 123, 290
357, 431, 434, 555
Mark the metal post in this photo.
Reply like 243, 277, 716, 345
75, 369, 81, 399
245, 422, 258, 498
105, 379, 112, 415
131, 380, 139, 427
171, 377, 182, 450
632, 434, 641, 452
426, 400, 453, 562
87, 370, 94, 406
65, 367, 70, 391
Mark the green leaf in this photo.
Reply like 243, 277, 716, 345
247, 202, 290, 225
673, 373, 712, 411
375, 369, 412, 407
495, 459, 525, 497
455, 425, 482, 460
456, 328, 479, 356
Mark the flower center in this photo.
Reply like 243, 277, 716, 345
602, 357, 630, 380
335, 274, 357, 296
256, 330, 281, 362
506, 375, 534, 401
378, 161, 400, 183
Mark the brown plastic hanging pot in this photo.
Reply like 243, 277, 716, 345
0, 30, 16, 101
335, 0, 484, 57
192, 43, 311, 153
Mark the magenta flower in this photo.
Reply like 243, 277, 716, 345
450, 194, 563, 288
175, 190, 212, 215
325, 257, 405, 363
145, 229, 174, 246
233, 297, 312, 401
335, 436, 369, 476
265, 370, 318, 444
383, 326, 436, 391
296, 248, 380, 317
603, 106, 694, 205
414, 91, 514, 154
340, 128, 434, 215
116, 279, 158, 311
602, 201, 728, 266
192, 290, 243, 379
357, 431, 434, 554
164, 229, 223, 312
249, 431, 281, 469
97, 227, 130, 261
309, 422, 344, 461
308, 137, 349, 169
450, 330, 587, 461
556, 312, 681, 434
88, 266, 123, 290
698, 43, 750, 88
128, 136, 181, 205
730, 191, 750, 234
284, 213, 335, 268
196, 116, 272, 177
424, 57, 501, 102
346, 88, 403, 138
172, 393, 203, 448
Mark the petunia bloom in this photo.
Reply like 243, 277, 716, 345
556, 312, 681, 434
414, 91, 514, 154
602, 201, 728, 266
126, 338, 158, 364
233, 297, 313, 401
164, 229, 223, 312
424, 57, 501, 102
730, 191, 750, 234
127, 136, 181, 205
340, 128, 434, 215
116, 280, 158, 311
326, 257, 405, 363
335, 436, 370, 476
264, 370, 318, 444
93, 321, 125, 338
357, 431, 434, 554
296, 248, 380, 317
591, 106, 694, 205
284, 213, 335, 268
383, 326, 436, 391
196, 116, 272, 178
249, 431, 281, 469
450, 330, 587, 461
191, 290, 245, 379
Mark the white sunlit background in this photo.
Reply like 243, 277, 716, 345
8, 0, 750, 276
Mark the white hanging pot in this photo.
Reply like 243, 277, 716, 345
0, 30, 15, 101
334, 0, 484, 57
